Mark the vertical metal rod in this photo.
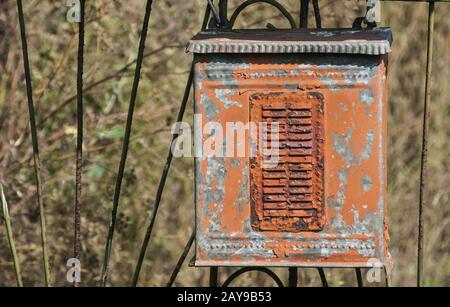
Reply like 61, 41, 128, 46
209, 267, 219, 287
356, 268, 364, 287
1, 184, 23, 287
166, 230, 196, 287
300, 0, 310, 28
74, 0, 85, 287
16, 0, 51, 287
418, 0, 435, 288
312, 0, 322, 28
384, 266, 391, 287
203, 1, 212, 30
101, 0, 155, 287
207, 0, 221, 27
131, 67, 194, 287
288, 268, 298, 287
318, 268, 329, 287
167, 5, 211, 287
219, 0, 230, 29
130, 5, 211, 287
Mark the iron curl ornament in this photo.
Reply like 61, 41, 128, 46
229, 0, 298, 29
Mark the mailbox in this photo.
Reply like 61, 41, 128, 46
188, 28, 392, 268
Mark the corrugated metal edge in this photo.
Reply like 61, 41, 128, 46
186, 40, 391, 55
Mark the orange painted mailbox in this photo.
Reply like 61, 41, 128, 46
188, 28, 392, 268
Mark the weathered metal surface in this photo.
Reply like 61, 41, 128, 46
191, 30, 392, 268
187, 28, 393, 55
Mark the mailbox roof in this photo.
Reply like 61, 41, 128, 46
187, 28, 392, 55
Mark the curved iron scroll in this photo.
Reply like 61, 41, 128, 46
222, 268, 285, 288
229, 0, 297, 29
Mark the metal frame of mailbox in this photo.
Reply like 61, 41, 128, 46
191, 29, 392, 268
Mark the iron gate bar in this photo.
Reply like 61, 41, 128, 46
384, 266, 391, 287
74, 0, 85, 287
167, 230, 196, 287
131, 1, 214, 287
418, 0, 435, 288
318, 268, 329, 287
288, 268, 298, 287
203, 1, 213, 30
219, 0, 232, 29
300, 0, 310, 28
16, 0, 51, 287
374, 0, 441, 288
207, 0, 221, 27
312, 0, 322, 28
356, 268, 364, 287
222, 268, 285, 287
0, 184, 23, 287
209, 267, 220, 287
131, 65, 195, 287
101, 0, 155, 287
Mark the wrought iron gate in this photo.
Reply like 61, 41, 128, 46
10, 0, 449, 287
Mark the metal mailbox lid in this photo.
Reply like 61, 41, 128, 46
187, 28, 392, 55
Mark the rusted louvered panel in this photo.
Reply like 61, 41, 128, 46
250, 92, 325, 232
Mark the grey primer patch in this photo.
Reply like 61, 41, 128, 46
360, 88, 375, 107
236, 165, 249, 212
203, 60, 250, 81
201, 157, 228, 233
353, 211, 378, 235
309, 31, 335, 37
317, 71, 357, 93
333, 130, 375, 165
235, 246, 276, 258
361, 175, 373, 192
215, 89, 242, 108
331, 129, 376, 234
201, 94, 219, 121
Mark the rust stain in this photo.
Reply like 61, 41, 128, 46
192, 40, 391, 268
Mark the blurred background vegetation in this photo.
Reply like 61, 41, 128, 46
0, 0, 448, 287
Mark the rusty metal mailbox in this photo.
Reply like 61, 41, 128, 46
188, 28, 392, 268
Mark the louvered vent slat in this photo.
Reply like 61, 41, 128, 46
250, 92, 325, 232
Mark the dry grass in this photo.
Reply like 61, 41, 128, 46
0, 0, 448, 287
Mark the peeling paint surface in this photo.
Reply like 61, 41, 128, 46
193, 53, 390, 268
